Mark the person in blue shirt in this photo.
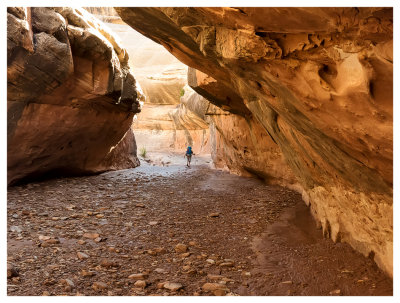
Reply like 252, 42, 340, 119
184, 146, 194, 167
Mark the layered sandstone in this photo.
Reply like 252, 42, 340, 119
116, 7, 393, 275
7, 7, 143, 185
188, 67, 297, 186
91, 10, 210, 154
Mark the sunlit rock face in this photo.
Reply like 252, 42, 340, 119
133, 83, 211, 154
88, 8, 210, 154
7, 7, 142, 185
116, 7, 393, 276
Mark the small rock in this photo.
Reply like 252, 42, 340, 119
128, 273, 148, 280
206, 259, 215, 264
208, 213, 220, 217
60, 278, 75, 291
45, 238, 60, 245
77, 252, 89, 259
281, 280, 293, 285
7, 264, 18, 278
180, 252, 191, 258
185, 269, 197, 275
10, 226, 22, 233
189, 241, 197, 246
219, 262, 234, 267
42, 291, 50, 296
96, 214, 104, 218
81, 270, 96, 277
100, 259, 118, 268
207, 274, 224, 280
134, 280, 147, 288
155, 247, 166, 254
164, 282, 183, 291
214, 289, 227, 296
147, 249, 157, 256
60, 278, 75, 288
202, 283, 229, 292
43, 278, 56, 286
99, 219, 108, 225
77, 240, 86, 245
38, 235, 51, 241
92, 281, 108, 291
83, 233, 100, 239
157, 282, 165, 289
154, 268, 167, 274
149, 221, 158, 226
175, 243, 188, 253
329, 289, 341, 295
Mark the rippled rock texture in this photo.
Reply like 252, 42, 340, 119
7, 7, 143, 185
116, 7, 393, 276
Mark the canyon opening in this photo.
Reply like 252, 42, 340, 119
6, 6, 393, 296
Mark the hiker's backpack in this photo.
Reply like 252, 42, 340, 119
186, 147, 193, 155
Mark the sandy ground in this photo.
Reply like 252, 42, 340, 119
7, 155, 392, 296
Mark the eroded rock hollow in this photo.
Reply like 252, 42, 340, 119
115, 7, 393, 276
7, 7, 143, 185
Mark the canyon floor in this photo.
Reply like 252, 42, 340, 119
7, 153, 392, 296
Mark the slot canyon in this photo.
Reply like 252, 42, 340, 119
7, 6, 393, 296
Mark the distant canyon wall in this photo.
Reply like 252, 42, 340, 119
116, 7, 393, 276
133, 83, 211, 155
93, 10, 211, 155
7, 7, 143, 185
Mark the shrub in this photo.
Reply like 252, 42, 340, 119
180, 88, 185, 97
139, 146, 147, 158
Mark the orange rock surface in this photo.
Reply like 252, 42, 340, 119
7, 7, 143, 185
116, 7, 393, 276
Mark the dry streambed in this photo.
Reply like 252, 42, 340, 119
7, 162, 392, 296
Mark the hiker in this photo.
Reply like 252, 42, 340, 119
184, 146, 194, 167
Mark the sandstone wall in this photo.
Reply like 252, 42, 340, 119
116, 7, 393, 276
99, 15, 211, 155
133, 84, 211, 155
7, 7, 143, 185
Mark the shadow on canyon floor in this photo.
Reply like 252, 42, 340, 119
7, 155, 392, 296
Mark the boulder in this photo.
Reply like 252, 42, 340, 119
7, 7, 144, 185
